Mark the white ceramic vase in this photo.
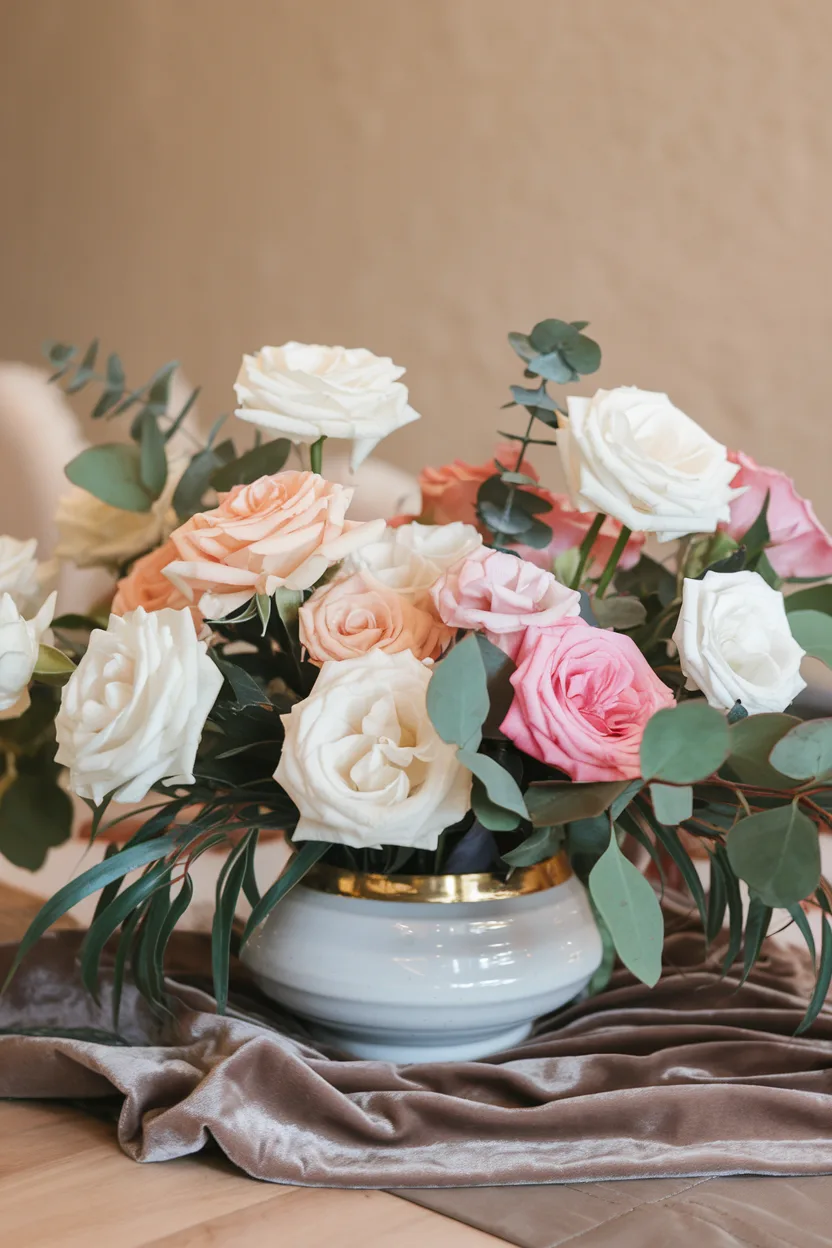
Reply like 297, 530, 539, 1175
241, 855, 603, 1063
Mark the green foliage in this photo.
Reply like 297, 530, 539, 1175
525, 779, 634, 827
502, 823, 565, 866
426, 635, 489, 751
588, 827, 664, 987
65, 444, 156, 512
241, 840, 330, 945
0, 775, 72, 870
650, 782, 693, 825
457, 749, 528, 821
789, 610, 832, 667
592, 595, 647, 630
726, 712, 799, 788
727, 803, 821, 906
212, 438, 291, 491
769, 719, 832, 780
785, 584, 832, 615
640, 702, 730, 784
173, 439, 236, 519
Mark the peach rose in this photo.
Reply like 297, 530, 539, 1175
723, 450, 832, 579
164, 471, 385, 620
501, 619, 675, 782
431, 548, 581, 660
300, 572, 451, 664
514, 490, 645, 574
418, 444, 538, 527
112, 540, 203, 631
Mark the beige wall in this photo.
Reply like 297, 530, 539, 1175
2, 0, 832, 516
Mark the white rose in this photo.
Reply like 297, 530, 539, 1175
55, 459, 186, 570
0, 535, 55, 615
672, 570, 806, 715
276, 649, 472, 851
0, 591, 57, 719
55, 606, 223, 803
233, 343, 420, 469
558, 387, 743, 541
345, 521, 482, 604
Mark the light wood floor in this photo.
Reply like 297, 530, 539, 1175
0, 884, 502, 1247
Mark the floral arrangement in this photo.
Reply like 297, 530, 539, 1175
5, 320, 832, 1027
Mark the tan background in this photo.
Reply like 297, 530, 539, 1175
1, 0, 831, 515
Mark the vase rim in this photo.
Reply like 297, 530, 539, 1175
300, 852, 571, 903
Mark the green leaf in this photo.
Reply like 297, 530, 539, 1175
241, 839, 330, 945
796, 910, 832, 1034
525, 779, 632, 827
739, 896, 772, 985
478, 498, 535, 536
213, 656, 270, 707
528, 318, 579, 354
457, 749, 528, 819
65, 339, 99, 393
472, 777, 521, 832
769, 718, 832, 780
560, 334, 601, 375
726, 803, 820, 906
503, 824, 564, 867
706, 853, 727, 943
146, 361, 178, 412
727, 712, 800, 789
741, 490, 771, 561
640, 702, 730, 784
173, 448, 222, 518
508, 385, 563, 414
650, 819, 708, 932
33, 643, 76, 678
526, 351, 577, 384
65, 444, 153, 512
787, 901, 816, 967
650, 783, 693, 825
43, 340, 76, 367
588, 828, 664, 987
712, 846, 744, 973
80, 860, 171, 1001
785, 584, 832, 615
615, 555, 676, 608
789, 609, 832, 666
212, 438, 291, 491
426, 635, 489, 751
137, 409, 168, 497
553, 547, 581, 587
212, 836, 252, 1013
592, 596, 647, 630
507, 331, 536, 362
4, 835, 179, 989
0, 776, 72, 871
164, 385, 202, 443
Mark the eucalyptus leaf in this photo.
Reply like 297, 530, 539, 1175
478, 498, 535, 536
137, 409, 168, 497
785, 584, 832, 615
528, 318, 579, 353
649, 782, 693, 825
789, 610, 832, 666
769, 718, 832, 780
507, 332, 536, 362
727, 712, 799, 789
426, 635, 489, 751
508, 385, 563, 413
212, 438, 291, 491
560, 334, 601, 375
592, 596, 647, 630
65, 444, 153, 513
457, 749, 528, 819
525, 779, 632, 827
588, 829, 664, 987
727, 803, 820, 907
640, 702, 729, 784
471, 777, 521, 832
526, 351, 577, 384
503, 824, 564, 867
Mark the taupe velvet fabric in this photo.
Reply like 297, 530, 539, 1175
1, 897, 832, 1189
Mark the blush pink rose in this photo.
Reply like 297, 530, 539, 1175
431, 548, 581, 659
417, 444, 538, 528
501, 619, 675, 782
299, 572, 452, 664
723, 450, 832, 579
164, 471, 385, 619
112, 539, 203, 632
514, 490, 646, 574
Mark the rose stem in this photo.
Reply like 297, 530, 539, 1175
595, 525, 633, 599
309, 436, 326, 475
569, 512, 606, 588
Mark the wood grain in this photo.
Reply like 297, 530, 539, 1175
0, 883, 500, 1247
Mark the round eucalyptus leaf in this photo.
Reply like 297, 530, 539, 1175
726, 804, 820, 907
640, 701, 730, 784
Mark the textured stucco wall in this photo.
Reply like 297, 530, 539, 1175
1, 0, 831, 515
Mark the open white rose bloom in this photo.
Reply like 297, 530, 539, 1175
0, 590, 56, 718
345, 520, 483, 604
234, 343, 420, 470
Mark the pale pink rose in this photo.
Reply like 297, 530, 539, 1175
723, 450, 832, 579
112, 540, 203, 632
299, 572, 452, 664
501, 619, 675, 782
418, 444, 538, 527
514, 490, 646, 574
431, 548, 581, 660
164, 471, 385, 619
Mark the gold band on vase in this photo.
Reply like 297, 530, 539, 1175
301, 851, 572, 903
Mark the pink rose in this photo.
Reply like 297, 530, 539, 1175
501, 620, 675, 782
299, 572, 452, 664
431, 548, 581, 659
723, 450, 832, 579
418, 444, 538, 527
514, 490, 645, 574
164, 471, 385, 619
112, 540, 203, 632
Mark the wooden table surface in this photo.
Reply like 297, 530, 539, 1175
0, 883, 502, 1248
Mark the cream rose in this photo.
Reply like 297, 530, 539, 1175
55, 606, 223, 803
164, 471, 385, 620
558, 387, 743, 541
276, 649, 472, 850
234, 343, 420, 469
299, 572, 451, 664
56, 459, 185, 569
0, 535, 54, 614
345, 521, 482, 605
0, 591, 57, 719
672, 570, 806, 715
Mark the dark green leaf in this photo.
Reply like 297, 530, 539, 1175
137, 409, 168, 497
739, 896, 772, 985
0, 776, 72, 871
241, 840, 330, 945
507, 332, 536, 362
212, 438, 291, 491
593, 596, 647, 630
503, 824, 564, 867
640, 702, 730, 784
526, 779, 632, 827
788, 610, 832, 667
508, 385, 563, 414
172, 448, 222, 518
769, 718, 832, 780
785, 584, 832, 616
727, 803, 820, 906
478, 498, 535, 536
560, 334, 601, 375
796, 910, 832, 1034
508, 517, 553, 549
741, 490, 770, 561
529, 318, 579, 354
457, 749, 528, 819
213, 656, 271, 707
43, 340, 76, 366
164, 386, 202, 443
92, 387, 124, 420
212, 836, 252, 1013
650, 819, 708, 932
588, 828, 664, 987
65, 444, 153, 512
241, 830, 261, 909
706, 853, 727, 943
615, 555, 676, 607
65, 339, 99, 393
713, 846, 743, 973
79, 860, 171, 1001
426, 635, 489, 751
474, 634, 516, 737
787, 902, 816, 967
727, 712, 800, 789
472, 777, 521, 832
